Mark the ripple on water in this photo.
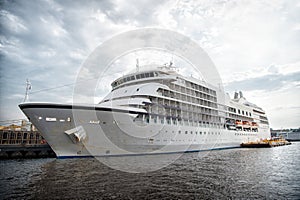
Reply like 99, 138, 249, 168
1, 143, 300, 199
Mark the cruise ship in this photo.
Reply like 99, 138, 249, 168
19, 64, 270, 158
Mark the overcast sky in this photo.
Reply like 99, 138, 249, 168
0, 0, 299, 129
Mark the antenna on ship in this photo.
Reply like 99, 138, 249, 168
23, 79, 32, 102
168, 54, 175, 68
136, 58, 139, 72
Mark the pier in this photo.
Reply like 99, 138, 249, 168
0, 130, 55, 159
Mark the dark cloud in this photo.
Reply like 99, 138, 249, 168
0, 0, 166, 121
0, 0, 299, 129
225, 72, 300, 92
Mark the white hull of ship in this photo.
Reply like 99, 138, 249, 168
20, 103, 270, 158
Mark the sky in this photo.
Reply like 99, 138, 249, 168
0, 0, 299, 129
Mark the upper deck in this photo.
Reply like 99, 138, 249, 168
111, 65, 179, 89
101, 64, 269, 130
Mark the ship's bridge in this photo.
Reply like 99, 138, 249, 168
111, 65, 179, 89
111, 71, 159, 88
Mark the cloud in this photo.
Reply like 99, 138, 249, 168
224, 71, 300, 92
223, 61, 300, 86
0, 0, 299, 128
166, 0, 300, 81
0, 10, 28, 34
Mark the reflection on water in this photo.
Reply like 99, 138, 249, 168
1, 143, 300, 199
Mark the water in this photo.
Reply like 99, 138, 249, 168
1, 143, 300, 199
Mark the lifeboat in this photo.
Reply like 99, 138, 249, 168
242, 121, 251, 128
252, 122, 258, 127
235, 120, 242, 127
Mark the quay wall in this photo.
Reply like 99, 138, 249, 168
0, 130, 55, 159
